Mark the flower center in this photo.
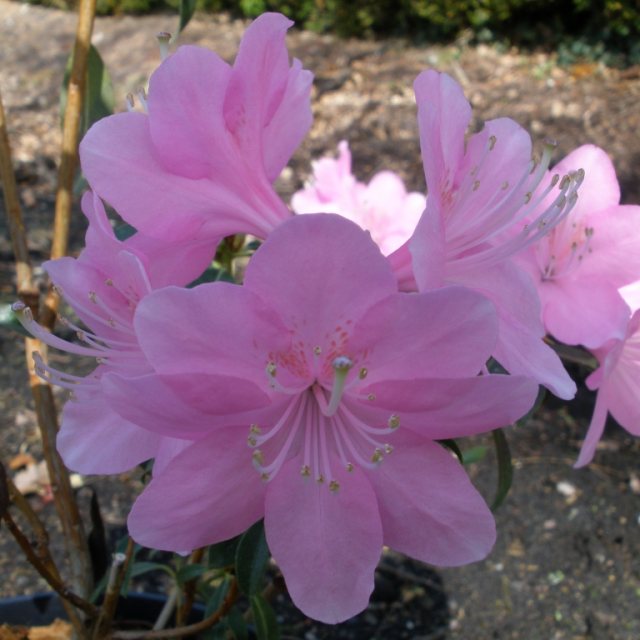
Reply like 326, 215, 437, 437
247, 352, 400, 491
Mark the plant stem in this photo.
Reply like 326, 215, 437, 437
176, 547, 205, 625
26, 338, 94, 602
2, 509, 99, 619
0, 88, 38, 309
111, 579, 239, 640
41, 0, 97, 328
92, 538, 136, 640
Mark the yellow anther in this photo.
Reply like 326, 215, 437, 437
329, 480, 340, 493
367, 393, 376, 401
313, 345, 322, 355
346, 463, 354, 472
371, 448, 384, 464
388, 414, 400, 429
300, 465, 311, 477
384, 444, 394, 454
358, 367, 368, 380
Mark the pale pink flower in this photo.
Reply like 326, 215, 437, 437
390, 69, 580, 399
106, 214, 538, 623
292, 141, 425, 255
80, 13, 312, 242
575, 282, 640, 467
13, 192, 215, 474
514, 145, 640, 349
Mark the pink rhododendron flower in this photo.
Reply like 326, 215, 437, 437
80, 13, 312, 242
105, 214, 538, 623
513, 144, 640, 349
292, 141, 425, 255
13, 192, 215, 474
575, 283, 640, 467
390, 69, 580, 399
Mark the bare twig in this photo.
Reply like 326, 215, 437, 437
41, 0, 97, 328
0, 87, 38, 309
26, 338, 93, 603
92, 538, 136, 640
2, 509, 99, 619
176, 547, 205, 625
111, 579, 239, 640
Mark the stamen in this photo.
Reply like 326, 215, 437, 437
324, 356, 353, 416
156, 32, 172, 61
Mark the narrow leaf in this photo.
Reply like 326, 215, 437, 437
226, 606, 249, 640
208, 535, 241, 569
491, 428, 513, 512
177, 563, 205, 584
461, 445, 488, 465
179, 0, 197, 33
250, 594, 280, 640
235, 520, 269, 596
60, 44, 114, 137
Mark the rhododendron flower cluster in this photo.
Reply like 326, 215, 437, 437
18, 9, 640, 626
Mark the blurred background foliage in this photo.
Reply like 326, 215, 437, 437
19, 0, 640, 66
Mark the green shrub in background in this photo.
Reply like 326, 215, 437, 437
19, 0, 640, 66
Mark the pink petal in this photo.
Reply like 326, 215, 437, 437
225, 13, 311, 181
409, 202, 447, 289
357, 373, 538, 439
128, 427, 266, 551
147, 46, 231, 179
454, 261, 576, 399
81, 113, 279, 240
244, 214, 397, 345
102, 372, 269, 438
134, 283, 290, 384
574, 390, 608, 468
541, 279, 630, 348
348, 286, 498, 382
261, 56, 313, 181
368, 437, 495, 565
414, 70, 470, 206
57, 392, 161, 474
265, 456, 382, 623
580, 204, 640, 286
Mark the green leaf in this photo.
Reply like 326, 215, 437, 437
226, 606, 249, 640
208, 535, 241, 569
113, 223, 137, 241
179, 0, 197, 32
176, 563, 205, 585
461, 445, 488, 465
235, 520, 270, 596
128, 561, 175, 580
0, 303, 30, 337
60, 44, 114, 137
188, 264, 234, 288
490, 428, 513, 512
250, 594, 280, 640
201, 576, 231, 639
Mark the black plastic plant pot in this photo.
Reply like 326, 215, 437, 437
0, 592, 204, 627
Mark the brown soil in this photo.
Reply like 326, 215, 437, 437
1, 2, 640, 638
